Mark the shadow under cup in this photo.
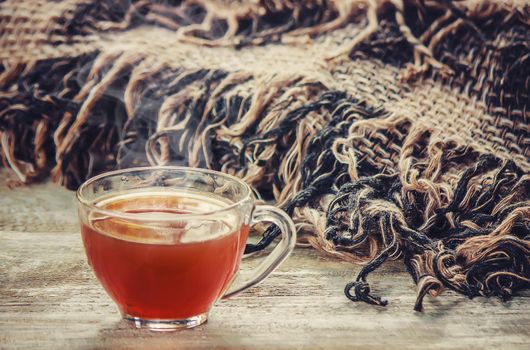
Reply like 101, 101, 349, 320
76, 166, 296, 331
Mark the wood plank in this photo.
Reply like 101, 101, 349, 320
1, 174, 529, 349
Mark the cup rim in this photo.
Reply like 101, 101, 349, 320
76, 166, 253, 221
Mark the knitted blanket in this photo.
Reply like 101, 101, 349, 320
1, 0, 529, 311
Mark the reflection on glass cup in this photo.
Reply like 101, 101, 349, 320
76, 166, 296, 331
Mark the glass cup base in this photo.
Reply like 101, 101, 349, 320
123, 312, 208, 331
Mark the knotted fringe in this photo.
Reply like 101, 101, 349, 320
1, 0, 529, 311
67, 0, 528, 77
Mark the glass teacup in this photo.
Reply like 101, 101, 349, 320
76, 166, 296, 331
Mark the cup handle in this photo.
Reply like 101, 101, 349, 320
221, 205, 297, 299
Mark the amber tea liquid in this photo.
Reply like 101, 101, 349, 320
81, 190, 249, 320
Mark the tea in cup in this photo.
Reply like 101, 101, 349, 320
77, 167, 296, 331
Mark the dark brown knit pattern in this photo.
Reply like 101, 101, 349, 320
0, 0, 529, 311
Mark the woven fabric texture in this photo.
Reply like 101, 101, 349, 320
1, 0, 529, 310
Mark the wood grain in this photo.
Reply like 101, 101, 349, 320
1, 173, 529, 349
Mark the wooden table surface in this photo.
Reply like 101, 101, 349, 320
1, 174, 529, 349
